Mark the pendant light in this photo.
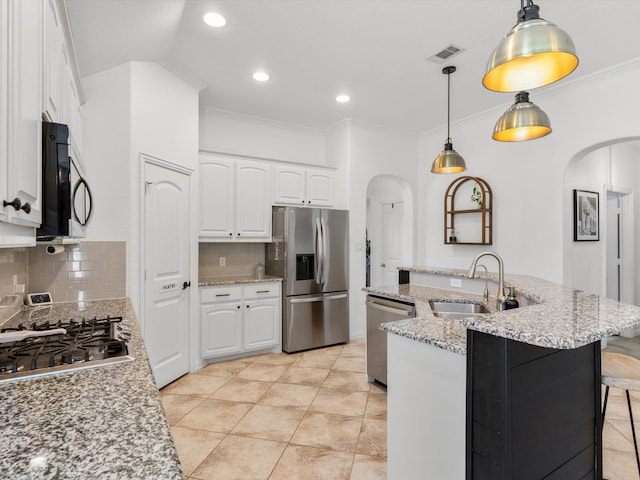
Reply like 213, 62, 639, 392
492, 91, 551, 142
483, 0, 578, 92
431, 66, 466, 174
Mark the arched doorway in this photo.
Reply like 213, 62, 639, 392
366, 176, 413, 287
563, 138, 640, 307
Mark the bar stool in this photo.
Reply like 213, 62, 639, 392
601, 351, 640, 476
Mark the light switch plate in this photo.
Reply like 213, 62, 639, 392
219, 257, 226, 267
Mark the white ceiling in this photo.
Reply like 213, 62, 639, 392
66, 0, 640, 133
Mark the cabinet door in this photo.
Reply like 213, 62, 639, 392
306, 168, 334, 207
199, 155, 235, 238
201, 302, 243, 358
0, 0, 42, 238
44, 0, 62, 122
3, 0, 43, 228
243, 297, 280, 352
235, 160, 272, 240
274, 165, 306, 206
0, 1, 9, 226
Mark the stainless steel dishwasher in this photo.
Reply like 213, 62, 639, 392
366, 294, 416, 385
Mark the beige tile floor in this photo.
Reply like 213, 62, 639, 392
160, 340, 387, 480
160, 339, 640, 480
602, 387, 640, 480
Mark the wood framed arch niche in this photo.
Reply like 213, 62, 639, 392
444, 176, 492, 245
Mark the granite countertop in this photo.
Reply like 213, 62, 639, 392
366, 283, 487, 355
0, 298, 183, 480
367, 266, 640, 355
199, 274, 283, 286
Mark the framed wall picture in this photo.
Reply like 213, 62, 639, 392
574, 189, 599, 241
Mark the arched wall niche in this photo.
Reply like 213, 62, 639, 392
366, 175, 414, 287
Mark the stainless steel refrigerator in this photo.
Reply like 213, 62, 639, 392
266, 206, 349, 353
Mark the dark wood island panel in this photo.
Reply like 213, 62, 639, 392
466, 330, 602, 480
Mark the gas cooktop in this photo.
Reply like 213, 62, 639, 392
0, 316, 134, 383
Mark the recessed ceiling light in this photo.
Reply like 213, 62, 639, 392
203, 12, 226, 28
253, 72, 270, 82
336, 94, 350, 103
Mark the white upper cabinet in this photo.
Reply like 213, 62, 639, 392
235, 159, 273, 239
44, 0, 83, 156
200, 155, 235, 238
199, 154, 272, 242
274, 164, 335, 207
0, 0, 43, 242
305, 167, 335, 207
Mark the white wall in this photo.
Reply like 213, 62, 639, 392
82, 62, 199, 325
333, 121, 418, 339
199, 108, 326, 165
563, 147, 608, 295
82, 63, 133, 242
417, 59, 640, 286
564, 140, 640, 302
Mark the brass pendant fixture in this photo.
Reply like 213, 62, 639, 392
431, 66, 467, 174
483, 0, 578, 92
492, 91, 551, 142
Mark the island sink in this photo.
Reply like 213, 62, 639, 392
429, 300, 489, 320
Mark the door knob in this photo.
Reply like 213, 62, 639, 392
182, 281, 191, 290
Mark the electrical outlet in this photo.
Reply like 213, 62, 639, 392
15, 284, 25, 293
219, 257, 226, 267
450, 278, 462, 288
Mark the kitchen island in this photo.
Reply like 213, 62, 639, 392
0, 298, 183, 480
367, 267, 640, 480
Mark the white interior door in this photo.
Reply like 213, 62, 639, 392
381, 202, 404, 285
144, 160, 190, 388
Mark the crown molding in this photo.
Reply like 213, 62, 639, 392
157, 57, 206, 91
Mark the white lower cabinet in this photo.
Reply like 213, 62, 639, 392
201, 282, 281, 360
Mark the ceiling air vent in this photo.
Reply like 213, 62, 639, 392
427, 44, 465, 64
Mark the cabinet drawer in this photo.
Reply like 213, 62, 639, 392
200, 286, 242, 303
244, 282, 280, 299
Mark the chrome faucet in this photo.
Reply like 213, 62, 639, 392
466, 252, 507, 311
475, 264, 490, 304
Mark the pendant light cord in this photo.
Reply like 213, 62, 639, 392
446, 69, 451, 143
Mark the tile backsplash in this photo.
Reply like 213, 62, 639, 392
199, 243, 265, 278
0, 241, 126, 303
0, 248, 28, 297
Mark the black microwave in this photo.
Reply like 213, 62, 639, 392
37, 121, 93, 241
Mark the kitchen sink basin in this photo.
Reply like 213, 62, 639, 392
428, 300, 489, 320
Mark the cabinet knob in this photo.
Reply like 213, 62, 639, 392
246, 304, 250, 308
20, 202, 31, 214
182, 281, 191, 290
3, 197, 22, 211
237, 305, 241, 309
229, 233, 233, 236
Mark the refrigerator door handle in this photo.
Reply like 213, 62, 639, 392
289, 293, 348, 304
320, 216, 328, 285
315, 217, 324, 284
